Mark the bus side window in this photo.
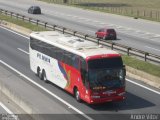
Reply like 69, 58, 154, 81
30, 37, 36, 50
61, 50, 71, 65
57, 49, 64, 62
72, 56, 79, 70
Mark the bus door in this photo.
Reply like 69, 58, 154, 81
79, 58, 89, 101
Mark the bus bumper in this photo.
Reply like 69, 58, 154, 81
88, 96, 126, 104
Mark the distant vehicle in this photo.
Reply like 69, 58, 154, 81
28, 6, 41, 14
96, 28, 117, 40
29, 31, 126, 104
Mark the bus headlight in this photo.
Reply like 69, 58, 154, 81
118, 92, 125, 96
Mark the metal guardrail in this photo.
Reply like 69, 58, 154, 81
0, 9, 160, 65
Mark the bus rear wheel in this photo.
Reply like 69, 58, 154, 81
37, 67, 40, 77
41, 70, 48, 83
74, 88, 81, 102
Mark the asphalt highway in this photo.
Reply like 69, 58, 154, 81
0, 23, 160, 120
0, 0, 160, 55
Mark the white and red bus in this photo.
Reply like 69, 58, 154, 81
29, 31, 126, 104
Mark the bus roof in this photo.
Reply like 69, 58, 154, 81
30, 31, 120, 58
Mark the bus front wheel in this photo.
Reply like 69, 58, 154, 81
74, 88, 81, 102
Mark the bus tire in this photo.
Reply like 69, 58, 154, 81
74, 88, 81, 102
41, 70, 48, 83
37, 67, 40, 77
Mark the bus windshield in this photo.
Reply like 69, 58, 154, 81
88, 57, 123, 69
87, 57, 125, 90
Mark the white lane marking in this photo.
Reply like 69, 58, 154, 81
0, 26, 29, 40
17, 48, 29, 55
0, 102, 18, 120
154, 35, 160, 38
145, 46, 160, 52
0, 102, 14, 114
0, 60, 93, 120
126, 79, 160, 95
99, 22, 106, 25
87, 30, 95, 33
118, 30, 160, 43
43, 9, 104, 24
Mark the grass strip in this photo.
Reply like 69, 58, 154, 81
0, 13, 160, 77
122, 55, 160, 77
0, 14, 47, 31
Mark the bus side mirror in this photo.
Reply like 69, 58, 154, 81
123, 65, 126, 76
85, 80, 89, 89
